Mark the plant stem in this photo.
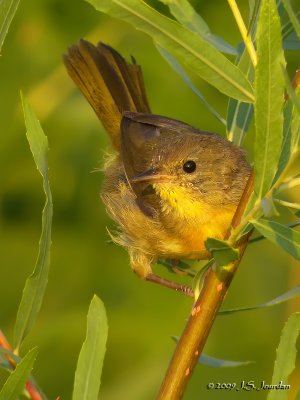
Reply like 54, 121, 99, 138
156, 173, 254, 399
227, 0, 257, 67
275, 199, 300, 209
0, 330, 43, 400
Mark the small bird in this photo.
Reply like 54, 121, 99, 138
64, 39, 251, 291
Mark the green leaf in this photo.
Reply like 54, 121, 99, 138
291, 88, 300, 149
267, 313, 300, 400
0, 351, 11, 372
205, 238, 239, 267
0, 348, 38, 400
192, 259, 213, 299
281, 0, 300, 40
157, 46, 226, 126
283, 32, 300, 50
252, 218, 300, 260
226, 0, 257, 147
199, 353, 253, 368
281, 67, 300, 113
282, 7, 300, 40
219, 284, 300, 315
159, 0, 237, 55
86, 0, 254, 103
13, 93, 53, 351
72, 295, 108, 400
227, 99, 253, 145
249, 219, 300, 244
275, 199, 300, 211
274, 100, 293, 182
261, 197, 280, 217
159, 0, 210, 34
254, 0, 285, 199
248, 0, 261, 34
0, 0, 20, 53
227, 50, 254, 145
0, 347, 48, 400
0, 348, 20, 370
158, 259, 196, 277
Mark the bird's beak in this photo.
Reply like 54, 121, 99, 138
131, 168, 173, 183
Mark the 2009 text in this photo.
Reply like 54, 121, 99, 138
206, 381, 290, 392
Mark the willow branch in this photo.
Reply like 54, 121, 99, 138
156, 173, 254, 399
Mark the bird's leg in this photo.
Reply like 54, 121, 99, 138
145, 273, 194, 297
130, 250, 194, 297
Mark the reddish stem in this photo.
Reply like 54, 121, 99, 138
0, 330, 43, 400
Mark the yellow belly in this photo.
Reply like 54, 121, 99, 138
153, 183, 236, 259
158, 207, 235, 259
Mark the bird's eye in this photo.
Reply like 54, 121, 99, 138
183, 160, 196, 173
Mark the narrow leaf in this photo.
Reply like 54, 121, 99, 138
202, 33, 238, 56
261, 197, 280, 217
86, 0, 254, 102
158, 259, 196, 277
254, 0, 285, 198
219, 284, 300, 315
226, 0, 257, 146
205, 238, 239, 267
248, 0, 260, 34
13, 93, 53, 350
281, 0, 300, 40
275, 199, 300, 211
267, 313, 300, 400
274, 99, 293, 182
227, 99, 253, 145
291, 88, 300, 149
281, 66, 300, 113
192, 259, 213, 299
199, 353, 253, 368
227, 50, 254, 145
249, 219, 300, 244
0, 352, 11, 372
157, 46, 226, 125
282, 11, 300, 41
72, 295, 108, 400
0, 0, 20, 53
159, 0, 237, 55
159, 0, 210, 34
0, 348, 38, 400
252, 218, 300, 260
283, 32, 300, 50
0, 348, 19, 366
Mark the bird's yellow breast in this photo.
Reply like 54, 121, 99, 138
154, 183, 236, 258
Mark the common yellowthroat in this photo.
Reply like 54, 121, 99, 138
64, 40, 251, 288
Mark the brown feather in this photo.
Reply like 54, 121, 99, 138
63, 39, 150, 150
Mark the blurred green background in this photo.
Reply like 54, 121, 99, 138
0, 0, 299, 399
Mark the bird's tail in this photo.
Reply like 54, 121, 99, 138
63, 39, 150, 150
